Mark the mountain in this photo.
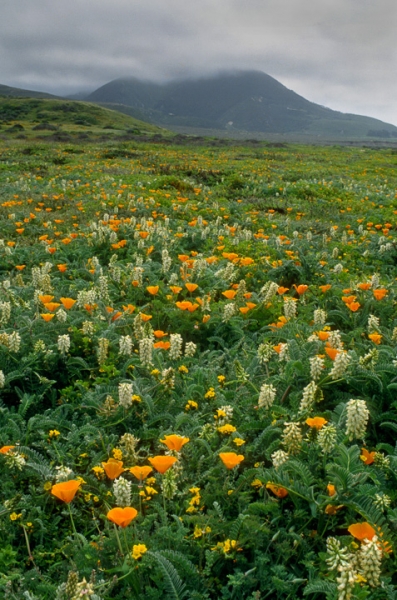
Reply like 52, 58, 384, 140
85, 71, 397, 140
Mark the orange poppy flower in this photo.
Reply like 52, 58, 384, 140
368, 333, 382, 345
342, 295, 356, 305
185, 283, 198, 292
293, 284, 308, 295
0, 445, 15, 454
140, 313, 152, 322
373, 289, 388, 301
153, 341, 170, 350
129, 466, 153, 481
60, 297, 76, 310
239, 307, 250, 314
202, 315, 211, 323
175, 301, 199, 312
148, 456, 178, 474
325, 504, 344, 515
327, 483, 336, 496
178, 255, 190, 262
39, 295, 54, 304
40, 313, 55, 322
222, 290, 237, 299
102, 458, 124, 479
48, 247, 57, 254
153, 330, 168, 338
170, 285, 182, 294
348, 522, 376, 541
107, 507, 138, 528
360, 448, 375, 465
325, 347, 339, 360
51, 480, 81, 503
219, 452, 245, 469
357, 282, 371, 291
15, 265, 26, 271
306, 417, 327, 429
266, 483, 288, 498
147, 286, 159, 295
43, 302, 61, 312
317, 331, 330, 341
347, 302, 360, 312
57, 264, 67, 272
160, 434, 190, 451
319, 284, 332, 293
277, 287, 289, 295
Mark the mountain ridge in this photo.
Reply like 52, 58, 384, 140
85, 70, 397, 139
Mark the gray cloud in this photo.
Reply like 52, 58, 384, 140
1, 0, 397, 125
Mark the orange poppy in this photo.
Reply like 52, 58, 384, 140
148, 456, 177, 474
266, 483, 288, 498
222, 290, 236, 299
160, 434, 190, 451
325, 347, 339, 360
373, 289, 388, 301
202, 315, 211, 323
129, 466, 153, 481
368, 333, 382, 345
15, 265, 26, 271
319, 285, 332, 293
60, 297, 76, 310
39, 295, 54, 304
293, 284, 308, 295
175, 301, 199, 312
57, 264, 67, 272
327, 484, 336, 496
153, 330, 168, 338
40, 313, 55, 322
43, 302, 61, 312
170, 286, 182, 294
219, 452, 245, 469
277, 287, 289, 295
357, 282, 371, 291
185, 283, 198, 292
348, 522, 376, 541
102, 458, 124, 479
107, 507, 138, 528
325, 504, 344, 515
360, 448, 376, 465
306, 417, 327, 429
140, 313, 152, 322
0, 445, 15, 454
51, 480, 81, 503
153, 341, 170, 350
317, 331, 330, 341
347, 302, 360, 312
147, 286, 159, 295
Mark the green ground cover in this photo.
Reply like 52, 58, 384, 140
0, 139, 397, 598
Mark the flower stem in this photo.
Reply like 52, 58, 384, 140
113, 523, 124, 556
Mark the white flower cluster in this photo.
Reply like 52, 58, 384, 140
119, 335, 133, 356
222, 303, 236, 322
299, 381, 318, 413
345, 399, 369, 440
57, 334, 71, 355
271, 450, 289, 469
282, 422, 302, 455
258, 383, 276, 409
257, 342, 274, 364
310, 356, 324, 381
185, 342, 197, 357
97, 338, 109, 365
329, 352, 350, 380
169, 333, 183, 359
284, 297, 297, 320
118, 382, 133, 409
139, 337, 153, 367
313, 308, 327, 326
317, 424, 337, 453
113, 477, 132, 507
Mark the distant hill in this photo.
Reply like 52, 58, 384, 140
0, 97, 165, 139
85, 71, 397, 140
0, 84, 60, 99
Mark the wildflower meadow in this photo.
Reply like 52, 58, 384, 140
1, 139, 397, 599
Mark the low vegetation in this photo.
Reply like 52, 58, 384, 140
0, 133, 397, 599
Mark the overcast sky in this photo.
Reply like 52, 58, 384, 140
1, 0, 397, 125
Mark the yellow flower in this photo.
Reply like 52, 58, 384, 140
132, 394, 142, 403
178, 365, 189, 374
92, 466, 105, 479
204, 387, 216, 399
185, 400, 198, 411
10, 512, 22, 521
217, 424, 237, 435
48, 429, 60, 438
112, 448, 123, 460
251, 478, 263, 489
43, 481, 52, 491
132, 544, 148, 560
233, 437, 245, 446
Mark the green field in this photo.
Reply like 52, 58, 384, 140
1, 134, 397, 599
